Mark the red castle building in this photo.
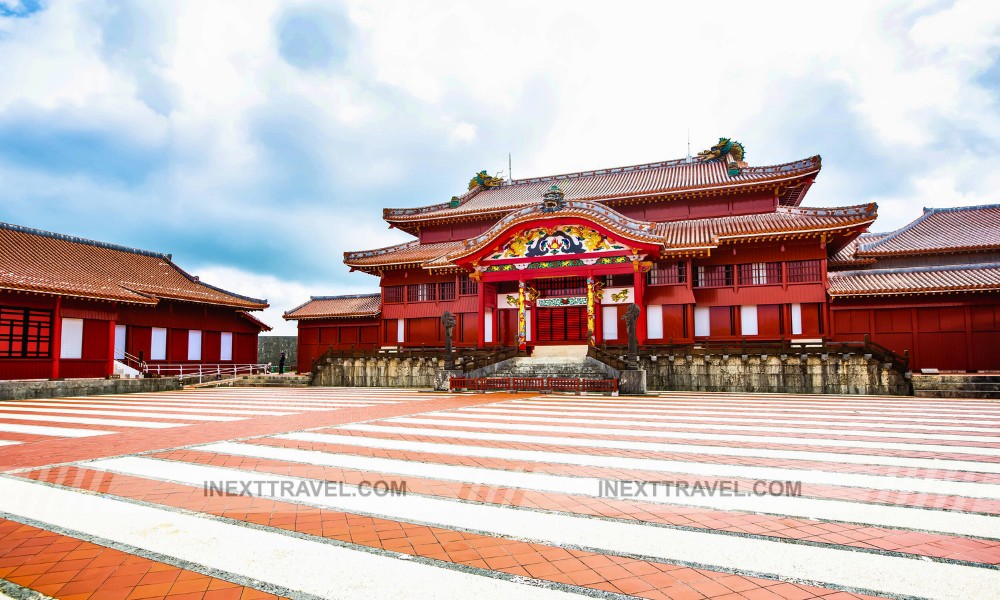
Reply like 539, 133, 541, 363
285, 139, 1000, 375
0, 223, 270, 381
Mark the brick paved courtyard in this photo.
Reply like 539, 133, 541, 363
1, 388, 998, 599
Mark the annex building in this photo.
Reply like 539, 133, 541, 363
0, 223, 270, 381
286, 139, 1000, 375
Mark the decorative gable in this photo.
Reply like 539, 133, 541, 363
487, 225, 630, 261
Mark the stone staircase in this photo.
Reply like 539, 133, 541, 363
470, 345, 619, 380
232, 374, 311, 388
912, 374, 1000, 399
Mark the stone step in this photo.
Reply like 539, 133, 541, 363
914, 389, 1000, 399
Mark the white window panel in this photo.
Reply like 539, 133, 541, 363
220, 332, 233, 361
740, 305, 759, 336
646, 305, 663, 339
791, 303, 803, 335
526, 309, 532, 342
151, 328, 167, 360
484, 309, 493, 343
187, 330, 202, 361
602, 306, 619, 340
396, 318, 405, 343
60, 318, 83, 359
694, 307, 711, 337
114, 325, 126, 360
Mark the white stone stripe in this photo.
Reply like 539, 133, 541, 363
19, 400, 365, 416
542, 397, 1000, 412
0, 423, 111, 437
499, 402, 1000, 426
76, 457, 1000, 600
0, 413, 181, 429
0, 406, 241, 422
0, 476, 573, 600
0, 440, 21, 446
507, 400, 1000, 422
0, 402, 291, 417
196, 441, 1000, 540
389, 417, 1000, 453
281, 432, 1000, 499
459, 407, 1000, 434
339, 423, 1000, 472
620, 396, 1000, 409
441, 409, 1000, 439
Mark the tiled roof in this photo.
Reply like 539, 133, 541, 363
825, 232, 887, 266
829, 263, 1000, 297
0, 222, 268, 309
856, 204, 1000, 257
283, 294, 381, 320
659, 204, 877, 250
344, 240, 465, 270
238, 311, 273, 331
345, 203, 876, 270
384, 155, 821, 227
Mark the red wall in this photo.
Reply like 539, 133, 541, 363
296, 317, 381, 373
830, 296, 1000, 371
1, 291, 266, 380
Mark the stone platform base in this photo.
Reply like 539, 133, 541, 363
0, 377, 181, 401
618, 370, 647, 395
434, 369, 464, 391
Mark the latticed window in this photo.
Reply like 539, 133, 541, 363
694, 265, 733, 288
458, 274, 478, 296
383, 286, 404, 304
602, 274, 633, 287
439, 281, 456, 301
0, 307, 52, 359
407, 283, 437, 302
738, 262, 782, 286
648, 262, 686, 285
534, 277, 587, 297
786, 260, 822, 283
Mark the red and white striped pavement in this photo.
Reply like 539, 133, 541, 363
1, 389, 1000, 599
0, 388, 441, 446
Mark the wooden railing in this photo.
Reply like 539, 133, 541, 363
587, 345, 628, 371
449, 377, 618, 393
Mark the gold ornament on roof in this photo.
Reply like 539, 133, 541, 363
469, 170, 505, 190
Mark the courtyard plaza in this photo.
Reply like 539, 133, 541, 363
0, 387, 998, 599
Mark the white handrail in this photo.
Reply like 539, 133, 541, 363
144, 363, 271, 384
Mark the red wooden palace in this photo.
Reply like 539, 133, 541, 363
0, 222, 270, 380
285, 138, 1000, 374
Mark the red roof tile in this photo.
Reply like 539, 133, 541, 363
659, 204, 876, 250
856, 204, 1000, 257
345, 203, 876, 269
384, 155, 821, 228
829, 263, 1000, 297
344, 240, 465, 270
283, 294, 381, 320
0, 222, 268, 309
828, 232, 886, 266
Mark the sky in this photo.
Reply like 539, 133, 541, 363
0, 0, 998, 335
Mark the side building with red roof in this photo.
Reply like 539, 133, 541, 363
0, 222, 270, 380
828, 204, 1000, 371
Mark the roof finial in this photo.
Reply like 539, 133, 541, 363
686, 129, 692, 163
508, 152, 513, 182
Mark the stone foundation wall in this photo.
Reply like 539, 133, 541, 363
0, 377, 182, 401
639, 352, 911, 395
312, 356, 446, 388
258, 336, 297, 369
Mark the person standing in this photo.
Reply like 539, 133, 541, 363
278, 351, 286, 375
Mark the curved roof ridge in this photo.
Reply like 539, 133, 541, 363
830, 262, 1000, 278
344, 238, 422, 260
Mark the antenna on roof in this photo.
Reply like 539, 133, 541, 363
508, 152, 513, 182
686, 129, 692, 163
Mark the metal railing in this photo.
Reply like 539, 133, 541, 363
449, 377, 618, 393
113, 348, 147, 372
144, 363, 271, 383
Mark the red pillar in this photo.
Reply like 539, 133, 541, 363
634, 263, 647, 346
476, 276, 486, 348
51, 296, 62, 379
107, 319, 117, 377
